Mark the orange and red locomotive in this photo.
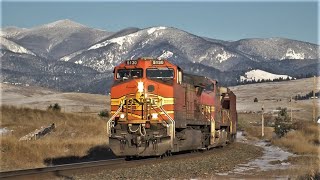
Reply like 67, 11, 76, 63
107, 57, 237, 157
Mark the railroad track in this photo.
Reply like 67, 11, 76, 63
0, 158, 127, 179
0, 147, 230, 179
0, 155, 169, 179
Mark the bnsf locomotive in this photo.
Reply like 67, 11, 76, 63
107, 57, 237, 157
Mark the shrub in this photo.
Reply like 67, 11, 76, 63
98, 110, 109, 118
254, 97, 258, 102
298, 171, 320, 180
47, 103, 61, 112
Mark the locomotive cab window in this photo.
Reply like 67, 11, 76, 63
116, 69, 143, 80
146, 68, 174, 79
204, 84, 214, 92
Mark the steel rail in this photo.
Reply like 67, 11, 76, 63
0, 158, 125, 179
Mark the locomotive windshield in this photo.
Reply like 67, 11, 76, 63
116, 69, 143, 79
146, 68, 174, 79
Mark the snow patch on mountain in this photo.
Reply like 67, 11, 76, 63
216, 51, 235, 63
198, 49, 236, 63
75, 60, 83, 64
88, 33, 138, 50
147, 27, 166, 35
240, 69, 292, 82
0, 37, 35, 55
60, 49, 86, 62
158, 50, 173, 59
281, 48, 305, 60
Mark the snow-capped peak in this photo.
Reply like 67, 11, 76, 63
281, 48, 305, 60
42, 19, 85, 29
147, 26, 167, 35
240, 69, 292, 82
0, 27, 27, 38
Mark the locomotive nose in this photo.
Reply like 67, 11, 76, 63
137, 80, 158, 95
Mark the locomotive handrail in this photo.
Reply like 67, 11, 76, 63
159, 106, 175, 148
106, 103, 123, 139
149, 103, 165, 121
221, 109, 231, 123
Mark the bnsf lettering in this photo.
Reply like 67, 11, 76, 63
124, 99, 142, 105
152, 60, 164, 65
126, 60, 138, 65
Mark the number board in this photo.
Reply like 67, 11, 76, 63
152, 60, 164, 65
126, 60, 138, 65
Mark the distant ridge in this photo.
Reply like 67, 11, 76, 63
1, 20, 319, 94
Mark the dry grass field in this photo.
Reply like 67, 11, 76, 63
1, 83, 110, 114
272, 121, 320, 155
234, 77, 320, 178
230, 77, 320, 121
0, 106, 109, 171
0, 84, 113, 171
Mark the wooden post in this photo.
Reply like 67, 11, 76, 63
261, 104, 264, 137
313, 76, 316, 122
290, 96, 293, 122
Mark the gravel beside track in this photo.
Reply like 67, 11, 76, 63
75, 142, 263, 179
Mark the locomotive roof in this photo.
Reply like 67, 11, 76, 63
116, 57, 179, 68
183, 73, 216, 87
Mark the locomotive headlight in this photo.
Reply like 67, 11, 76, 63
138, 81, 144, 93
120, 113, 125, 119
151, 113, 158, 119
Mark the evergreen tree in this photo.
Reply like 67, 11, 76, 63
274, 108, 292, 137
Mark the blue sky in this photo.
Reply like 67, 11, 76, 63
1, 1, 318, 44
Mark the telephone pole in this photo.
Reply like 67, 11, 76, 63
261, 104, 264, 137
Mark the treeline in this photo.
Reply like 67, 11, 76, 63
238, 76, 292, 85
238, 73, 316, 86
294, 91, 320, 100
295, 73, 316, 79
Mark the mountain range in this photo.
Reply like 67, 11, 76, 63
1, 19, 319, 94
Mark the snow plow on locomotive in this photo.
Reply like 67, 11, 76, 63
106, 57, 237, 157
